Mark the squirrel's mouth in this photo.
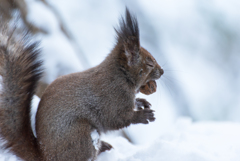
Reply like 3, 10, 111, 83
138, 80, 157, 95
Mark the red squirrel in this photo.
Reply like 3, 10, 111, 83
0, 8, 164, 161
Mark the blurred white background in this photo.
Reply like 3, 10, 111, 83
27, 0, 240, 122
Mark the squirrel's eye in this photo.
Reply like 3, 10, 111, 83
139, 69, 143, 76
147, 64, 154, 68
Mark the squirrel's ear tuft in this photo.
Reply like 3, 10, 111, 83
115, 7, 140, 66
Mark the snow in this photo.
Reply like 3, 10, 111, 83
97, 118, 240, 161
1, 0, 240, 160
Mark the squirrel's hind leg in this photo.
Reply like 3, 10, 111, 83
98, 141, 113, 155
39, 119, 97, 161
90, 130, 113, 156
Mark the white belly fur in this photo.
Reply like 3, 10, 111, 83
91, 129, 100, 151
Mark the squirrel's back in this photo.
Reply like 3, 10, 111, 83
0, 25, 43, 160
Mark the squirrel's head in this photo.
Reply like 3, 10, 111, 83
114, 8, 164, 94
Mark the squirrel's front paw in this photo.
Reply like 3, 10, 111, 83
133, 109, 155, 124
135, 98, 151, 110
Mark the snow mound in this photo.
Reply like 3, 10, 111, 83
97, 118, 240, 161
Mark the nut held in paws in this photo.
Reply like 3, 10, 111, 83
140, 80, 157, 95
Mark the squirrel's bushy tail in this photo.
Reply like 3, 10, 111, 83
0, 24, 43, 160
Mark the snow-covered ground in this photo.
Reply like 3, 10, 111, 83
1, 0, 240, 160
2, 120, 240, 161
98, 119, 240, 161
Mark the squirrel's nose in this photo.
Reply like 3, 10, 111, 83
160, 68, 164, 75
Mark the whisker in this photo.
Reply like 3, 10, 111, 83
158, 79, 174, 98
161, 60, 169, 68
163, 75, 183, 84
163, 69, 185, 73
156, 81, 162, 106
